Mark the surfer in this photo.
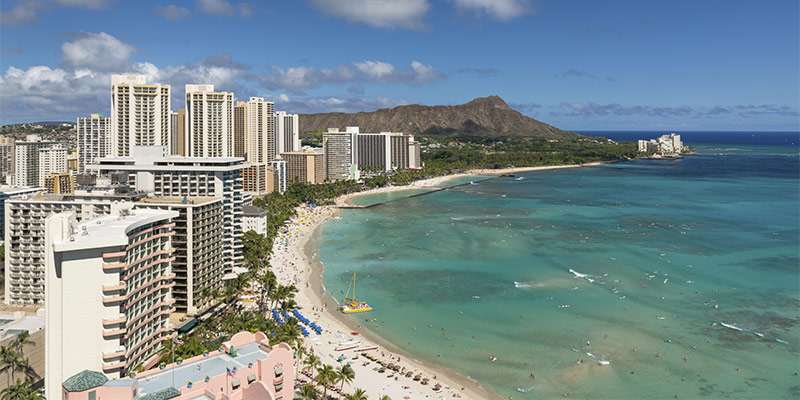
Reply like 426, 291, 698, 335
530, 373, 535, 380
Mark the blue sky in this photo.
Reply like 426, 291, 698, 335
1, 0, 798, 131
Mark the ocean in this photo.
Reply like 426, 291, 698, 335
317, 131, 800, 399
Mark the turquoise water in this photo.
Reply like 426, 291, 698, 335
319, 139, 800, 399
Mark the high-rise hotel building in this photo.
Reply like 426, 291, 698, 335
88, 147, 246, 272
233, 101, 247, 158
281, 150, 325, 184
4, 192, 144, 306
322, 128, 358, 181
37, 148, 68, 187
14, 135, 59, 187
0, 136, 15, 184
44, 204, 178, 399
245, 97, 275, 164
185, 84, 234, 158
274, 111, 300, 155
77, 114, 111, 173
110, 75, 171, 157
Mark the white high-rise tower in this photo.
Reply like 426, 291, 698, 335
184, 84, 234, 158
110, 75, 171, 157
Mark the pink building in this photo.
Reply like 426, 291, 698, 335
62, 332, 295, 400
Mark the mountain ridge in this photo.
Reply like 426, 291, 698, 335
299, 96, 575, 138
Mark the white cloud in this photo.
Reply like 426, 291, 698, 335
0, 31, 441, 122
155, 4, 191, 20
0, 1, 43, 25
1, 0, 115, 25
52, 0, 115, 9
196, 0, 235, 16
352, 60, 395, 80
406, 60, 441, 85
449, 0, 532, 21
309, 0, 430, 30
256, 60, 442, 93
61, 32, 137, 72
265, 94, 410, 114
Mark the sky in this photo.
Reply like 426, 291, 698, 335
0, 0, 798, 131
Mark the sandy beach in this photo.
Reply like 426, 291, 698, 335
268, 163, 607, 399
269, 203, 497, 400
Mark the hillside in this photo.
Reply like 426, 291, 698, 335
299, 96, 575, 138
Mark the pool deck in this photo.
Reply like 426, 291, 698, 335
136, 342, 267, 397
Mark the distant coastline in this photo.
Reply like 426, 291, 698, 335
338, 161, 610, 207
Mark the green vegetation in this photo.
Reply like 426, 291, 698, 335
0, 378, 44, 400
419, 135, 638, 170
299, 128, 324, 147
0, 332, 38, 389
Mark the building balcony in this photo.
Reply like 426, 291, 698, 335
103, 314, 127, 326
102, 294, 127, 304
102, 250, 126, 259
102, 262, 125, 271
102, 347, 126, 360
102, 282, 127, 292
102, 361, 125, 372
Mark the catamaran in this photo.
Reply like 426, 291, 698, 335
340, 271, 373, 313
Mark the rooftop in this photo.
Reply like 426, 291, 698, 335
63, 370, 108, 392
54, 206, 178, 252
241, 205, 265, 216
136, 341, 268, 397
138, 196, 222, 206
0, 186, 44, 195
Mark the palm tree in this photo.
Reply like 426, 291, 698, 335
336, 364, 355, 395
295, 383, 318, 400
0, 346, 30, 387
11, 333, 33, 355
0, 378, 44, 400
378, 396, 391, 400
316, 364, 336, 399
346, 388, 368, 400
258, 271, 278, 316
294, 346, 307, 381
0, 346, 19, 387
304, 354, 321, 378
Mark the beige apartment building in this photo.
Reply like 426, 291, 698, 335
233, 101, 247, 158
281, 150, 325, 184
245, 97, 275, 164
44, 172, 74, 194
44, 204, 178, 399
137, 196, 224, 315
170, 109, 187, 156
242, 163, 268, 195
185, 84, 234, 158
110, 75, 171, 157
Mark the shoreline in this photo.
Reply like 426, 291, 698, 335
337, 161, 609, 206
270, 205, 497, 399
269, 161, 610, 399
